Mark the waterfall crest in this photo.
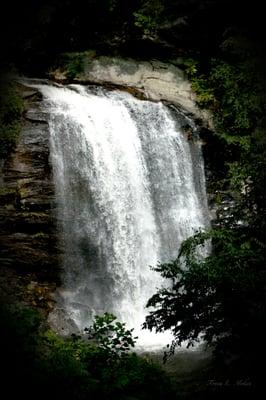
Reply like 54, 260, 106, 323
27, 82, 209, 348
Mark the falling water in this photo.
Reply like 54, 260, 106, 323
24, 81, 209, 348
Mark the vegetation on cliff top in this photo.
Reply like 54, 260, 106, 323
1, 0, 264, 74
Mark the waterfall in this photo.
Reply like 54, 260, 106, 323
26, 82, 209, 348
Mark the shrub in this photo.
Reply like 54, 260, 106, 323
0, 304, 174, 399
85, 312, 138, 361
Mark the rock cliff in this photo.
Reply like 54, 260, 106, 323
51, 55, 212, 129
0, 83, 61, 309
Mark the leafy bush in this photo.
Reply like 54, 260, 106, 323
39, 331, 99, 399
0, 304, 173, 399
85, 312, 138, 361
186, 35, 264, 152
134, 0, 164, 37
144, 228, 266, 374
43, 315, 174, 398
57, 52, 85, 79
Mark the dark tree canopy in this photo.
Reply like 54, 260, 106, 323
1, 0, 265, 73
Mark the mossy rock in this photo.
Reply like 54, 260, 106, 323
0, 77, 23, 158
0, 187, 18, 204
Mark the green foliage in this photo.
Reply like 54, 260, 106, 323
107, 0, 118, 13
184, 58, 215, 108
40, 331, 98, 399
226, 161, 250, 193
209, 61, 262, 134
185, 35, 266, 237
188, 36, 264, 157
144, 228, 266, 368
85, 312, 138, 361
107, 352, 172, 399
0, 304, 42, 357
183, 58, 198, 77
0, 304, 172, 399
60, 52, 85, 79
191, 58, 261, 142
191, 77, 215, 108
0, 78, 23, 157
134, 0, 164, 36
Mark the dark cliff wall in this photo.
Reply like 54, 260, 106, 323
0, 84, 61, 308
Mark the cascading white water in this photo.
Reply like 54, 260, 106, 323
25, 81, 209, 348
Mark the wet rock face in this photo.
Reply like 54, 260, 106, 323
51, 55, 213, 129
0, 84, 61, 284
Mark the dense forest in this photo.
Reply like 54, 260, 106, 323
1, 1, 266, 399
